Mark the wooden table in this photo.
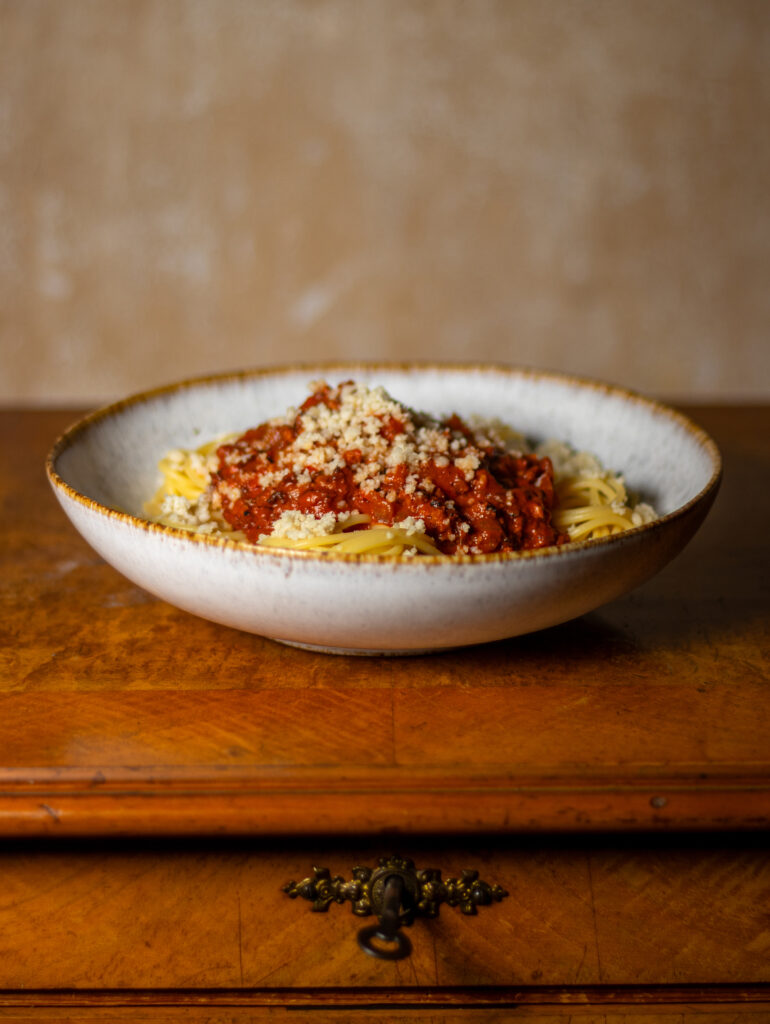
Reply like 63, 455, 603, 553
1, 405, 768, 1022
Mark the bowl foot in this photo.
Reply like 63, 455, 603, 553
270, 637, 449, 657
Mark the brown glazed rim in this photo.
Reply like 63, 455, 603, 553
46, 361, 723, 567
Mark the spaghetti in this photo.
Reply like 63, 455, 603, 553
145, 381, 655, 555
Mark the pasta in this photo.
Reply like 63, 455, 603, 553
537, 439, 656, 542
145, 381, 656, 555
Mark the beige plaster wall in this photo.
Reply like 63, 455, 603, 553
1, 0, 768, 405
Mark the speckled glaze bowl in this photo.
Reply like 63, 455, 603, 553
47, 363, 721, 655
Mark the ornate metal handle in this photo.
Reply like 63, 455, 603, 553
282, 855, 508, 961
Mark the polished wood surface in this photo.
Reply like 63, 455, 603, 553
2, 405, 769, 1017
4, 995, 770, 1019
2, 1001, 770, 1022
1, 406, 769, 836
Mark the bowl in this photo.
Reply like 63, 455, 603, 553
46, 363, 721, 655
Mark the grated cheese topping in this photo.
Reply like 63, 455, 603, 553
218, 380, 491, 511
262, 509, 343, 541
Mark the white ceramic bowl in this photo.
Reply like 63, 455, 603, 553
47, 363, 721, 655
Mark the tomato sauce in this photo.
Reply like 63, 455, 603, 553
212, 382, 568, 554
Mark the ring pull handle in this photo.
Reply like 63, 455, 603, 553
357, 874, 413, 960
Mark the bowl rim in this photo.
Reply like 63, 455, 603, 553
46, 361, 723, 567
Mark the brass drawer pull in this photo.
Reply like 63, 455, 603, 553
282, 855, 508, 960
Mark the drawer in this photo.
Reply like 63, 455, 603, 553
2, 835, 769, 991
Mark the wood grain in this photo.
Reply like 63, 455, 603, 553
0, 838, 768, 991
0, 407, 768, 836
2, 407, 769, 1012
1, 1003, 770, 1022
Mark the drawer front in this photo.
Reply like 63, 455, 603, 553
1, 836, 769, 990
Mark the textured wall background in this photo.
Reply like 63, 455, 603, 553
1, 0, 768, 405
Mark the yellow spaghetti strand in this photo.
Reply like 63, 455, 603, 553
553, 471, 640, 542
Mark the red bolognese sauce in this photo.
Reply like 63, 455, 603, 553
211, 381, 568, 555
